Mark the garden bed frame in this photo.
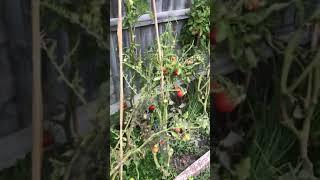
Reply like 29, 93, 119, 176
174, 151, 210, 180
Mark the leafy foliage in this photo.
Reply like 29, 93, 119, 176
213, 0, 291, 71
181, 0, 210, 50
41, 0, 107, 49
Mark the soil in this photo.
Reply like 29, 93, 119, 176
173, 137, 210, 173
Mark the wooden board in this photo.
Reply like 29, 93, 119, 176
174, 151, 210, 180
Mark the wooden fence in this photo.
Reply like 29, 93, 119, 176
109, 0, 191, 106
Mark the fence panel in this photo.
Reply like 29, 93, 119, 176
109, 0, 191, 105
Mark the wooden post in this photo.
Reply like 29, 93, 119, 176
31, 0, 43, 179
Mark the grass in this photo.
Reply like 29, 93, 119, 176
188, 168, 210, 180
124, 149, 172, 180
0, 153, 31, 180
247, 82, 298, 180
310, 103, 320, 177
248, 102, 296, 179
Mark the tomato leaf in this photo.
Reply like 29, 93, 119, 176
245, 47, 257, 68
242, 2, 292, 25
216, 21, 229, 42
170, 131, 180, 139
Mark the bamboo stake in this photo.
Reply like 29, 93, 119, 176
152, 0, 164, 99
117, 0, 124, 179
31, 0, 43, 179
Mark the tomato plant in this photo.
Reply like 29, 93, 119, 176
213, 1, 320, 179
180, 0, 210, 50
111, 22, 210, 179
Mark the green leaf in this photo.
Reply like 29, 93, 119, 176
216, 21, 229, 42
242, 2, 292, 25
183, 112, 189, 119
235, 157, 251, 180
62, 150, 74, 157
309, 5, 320, 21
153, 76, 161, 81
243, 34, 261, 44
245, 47, 257, 68
170, 132, 180, 139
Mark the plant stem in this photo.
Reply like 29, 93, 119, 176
152, 0, 164, 100
288, 52, 320, 92
43, 43, 87, 105
305, 73, 313, 108
153, 152, 170, 177
280, 102, 300, 137
281, 29, 303, 94
110, 126, 200, 175
280, 24, 320, 176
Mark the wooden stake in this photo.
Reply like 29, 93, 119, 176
117, 0, 124, 179
31, 0, 43, 179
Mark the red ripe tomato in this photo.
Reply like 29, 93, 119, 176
214, 92, 236, 113
123, 102, 128, 109
209, 28, 217, 47
245, 0, 260, 11
149, 105, 156, 112
177, 89, 184, 98
159, 139, 166, 145
43, 131, 54, 147
173, 127, 182, 133
173, 69, 180, 76
162, 68, 168, 75
152, 144, 159, 153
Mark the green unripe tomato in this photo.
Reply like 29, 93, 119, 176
182, 133, 191, 141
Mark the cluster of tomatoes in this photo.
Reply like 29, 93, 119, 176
147, 91, 184, 113
162, 56, 181, 77
151, 127, 191, 154
174, 128, 191, 141
147, 64, 190, 153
